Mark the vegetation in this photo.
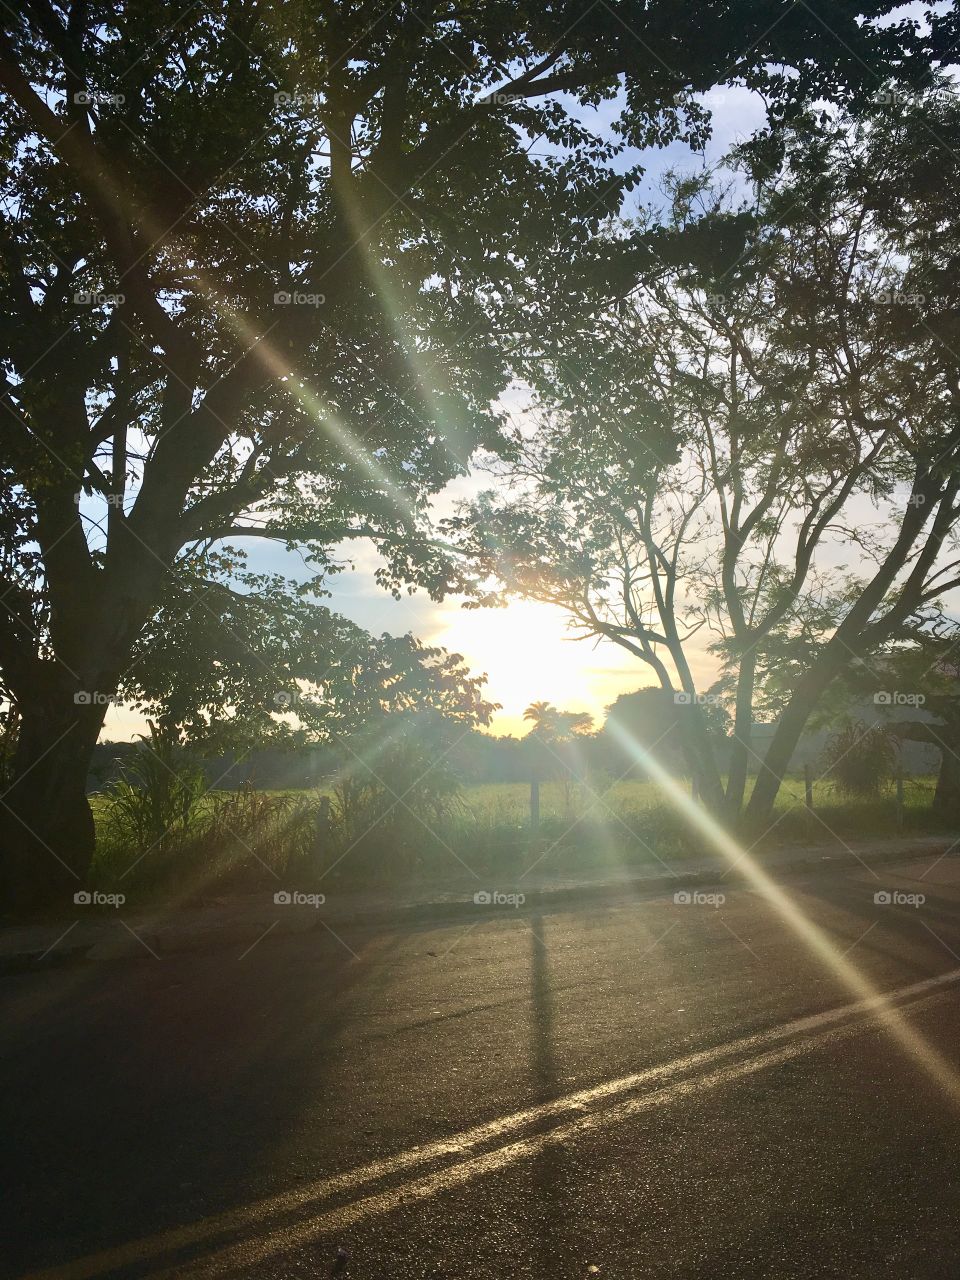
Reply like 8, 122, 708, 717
821, 721, 898, 800
449, 87, 960, 827
88, 769, 950, 902
1, 3, 958, 905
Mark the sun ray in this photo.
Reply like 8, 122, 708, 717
606, 721, 960, 1106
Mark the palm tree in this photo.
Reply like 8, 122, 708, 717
521, 702, 556, 835
521, 703, 595, 834
523, 701, 558, 738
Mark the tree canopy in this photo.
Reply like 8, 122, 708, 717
448, 85, 960, 822
0, 0, 952, 899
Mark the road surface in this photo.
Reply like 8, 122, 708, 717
3, 852, 960, 1278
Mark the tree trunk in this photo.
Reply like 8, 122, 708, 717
725, 651, 756, 817
677, 705, 725, 814
744, 659, 843, 829
887, 720, 960, 814
1, 694, 106, 910
933, 742, 960, 811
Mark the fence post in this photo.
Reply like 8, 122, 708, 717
804, 763, 814, 812
530, 776, 540, 834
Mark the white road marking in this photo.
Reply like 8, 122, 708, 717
24, 966, 960, 1280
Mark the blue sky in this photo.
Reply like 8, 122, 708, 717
104, 61, 953, 743
109, 87, 771, 742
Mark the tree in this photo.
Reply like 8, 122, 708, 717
121, 551, 496, 751
450, 87, 960, 827
603, 686, 727, 784
829, 613, 960, 811
522, 701, 559, 737
522, 700, 556, 830
0, 2, 945, 899
521, 701, 594, 822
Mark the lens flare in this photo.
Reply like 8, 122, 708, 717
606, 720, 960, 1107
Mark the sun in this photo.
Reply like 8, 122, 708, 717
430, 599, 631, 736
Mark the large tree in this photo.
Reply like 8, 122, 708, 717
449, 86, 960, 826
0, 1, 946, 900
823, 612, 960, 812
116, 550, 497, 748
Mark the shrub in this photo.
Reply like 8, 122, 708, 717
98, 721, 205, 861
822, 719, 897, 799
325, 721, 464, 877
94, 724, 324, 891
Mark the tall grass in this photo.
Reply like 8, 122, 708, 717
90, 770, 948, 899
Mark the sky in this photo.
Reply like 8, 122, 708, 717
104, 86, 769, 743
97, 25, 960, 745
102, 64, 959, 744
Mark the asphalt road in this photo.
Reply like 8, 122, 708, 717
3, 851, 960, 1279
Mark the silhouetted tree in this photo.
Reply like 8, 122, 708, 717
0, 1, 947, 896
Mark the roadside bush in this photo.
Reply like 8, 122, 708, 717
822, 720, 897, 799
93, 723, 324, 892
325, 721, 464, 878
97, 722, 205, 865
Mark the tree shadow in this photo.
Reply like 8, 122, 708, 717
0, 924, 400, 1276
526, 908, 576, 1277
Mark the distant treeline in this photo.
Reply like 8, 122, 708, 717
89, 730, 534, 792
89, 682, 944, 795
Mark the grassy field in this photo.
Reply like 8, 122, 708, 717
87, 772, 950, 898
460, 775, 940, 824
